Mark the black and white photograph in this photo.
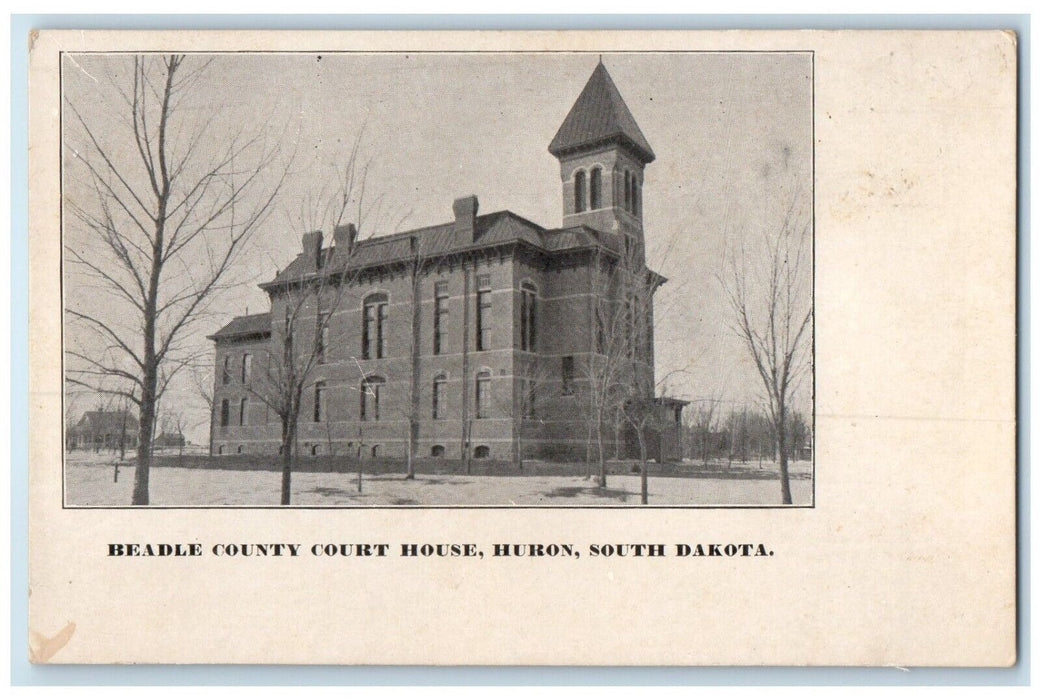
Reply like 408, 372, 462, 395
61, 51, 814, 507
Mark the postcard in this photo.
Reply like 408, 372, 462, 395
27, 29, 1016, 665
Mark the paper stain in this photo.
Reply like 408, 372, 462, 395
29, 621, 76, 663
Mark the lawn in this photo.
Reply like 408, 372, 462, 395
64, 452, 812, 507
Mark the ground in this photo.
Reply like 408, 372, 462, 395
64, 451, 812, 506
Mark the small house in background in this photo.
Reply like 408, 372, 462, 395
155, 431, 187, 449
67, 410, 139, 451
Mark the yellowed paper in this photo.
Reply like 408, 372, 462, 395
28, 29, 1016, 665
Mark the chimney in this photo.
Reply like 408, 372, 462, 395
333, 223, 358, 252
301, 230, 323, 271
453, 195, 479, 241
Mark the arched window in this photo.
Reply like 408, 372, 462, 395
360, 375, 384, 421
633, 176, 641, 216
432, 374, 448, 420
219, 399, 230, 427
222, 356, 231, 385
624, 170, 632, 213
311, 444, 320, 456
217, 445, 224, 455
520, 282, 537, 352
590, 167, 602, 209
239, 397, 248, 426
431, 445, 445, 458
474, 445, 490, 459
574, 170, 586, 213
475, 370, 492, 419
362, 293, 388, 359
371, 445, 380, 458
237, 445, 244, 454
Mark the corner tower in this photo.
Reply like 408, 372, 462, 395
549, 62, 655, 244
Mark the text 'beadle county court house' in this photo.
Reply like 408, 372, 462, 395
208, 63, 688, 463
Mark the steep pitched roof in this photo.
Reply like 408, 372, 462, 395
208, 312, 271, 341
548, 62, 655, 164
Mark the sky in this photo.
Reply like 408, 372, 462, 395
62, 51, 813, 444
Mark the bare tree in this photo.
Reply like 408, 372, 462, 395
246, 141, 400, 505
64, 54, 288, 505
397, 232, 458, 480
579, 244, 631, 488
689, 395, 723, 467
721, 202, 812, 504
190, 362, 216, 455
64, 389, 88, 451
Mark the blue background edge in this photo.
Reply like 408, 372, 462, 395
8, 13, 1030, 686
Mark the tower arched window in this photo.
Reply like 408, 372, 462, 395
360, 375, 384, 421
624, 170, 632, 213
633, 176, 641, 216
362, 293, 388, 359
574, 170, 586, 213
590, 167, 602, 209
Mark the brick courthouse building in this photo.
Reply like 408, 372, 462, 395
209, 63, 686, 462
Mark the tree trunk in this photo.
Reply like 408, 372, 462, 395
776, 414, 792, 505
356, 426, 364, 493
638, 429, 649, 505
280, 418, 295, 506
132, 366, 157, 505
464, 419, 473, 475
584, 423, 592, 479
406, 418, 418, 480
119, 412, 127, 462
513, 416, 523, 471
596, 416, 607, 488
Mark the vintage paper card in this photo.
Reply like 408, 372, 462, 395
28, 29, 1016, 665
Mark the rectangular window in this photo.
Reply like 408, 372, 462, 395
523, 378, 537, 420
363, 305, 373, 359
222, 356, 231, 385
363, 299, 387, 359
434, 281, 449, 355
239, 397, 248, 426
520, 284, 537, 352
241, 354, 252, 384
475, 373, 491, 419
562, 356, 574, 396
313, 381, 325, 422
433, 377, 446, 419
625, 300, 634, 360
316, 313, 330, 363
360, 381, 381, 421
220, 399, 230, 427
377, 304, 386, 358
284, 308, 294, 357
476, 274, 492, 351
595, 310, 605, 354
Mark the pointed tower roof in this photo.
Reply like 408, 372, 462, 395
549, 62, 655, 164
